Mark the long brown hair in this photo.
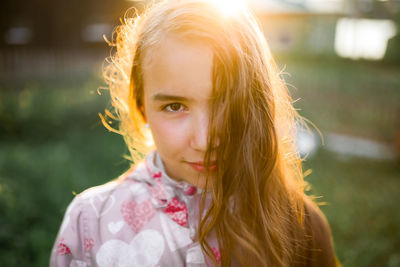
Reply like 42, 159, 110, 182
103, 0, 308, 266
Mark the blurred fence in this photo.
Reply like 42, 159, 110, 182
0, 48, 105, 79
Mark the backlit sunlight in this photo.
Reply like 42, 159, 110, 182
206, 0, 248, 17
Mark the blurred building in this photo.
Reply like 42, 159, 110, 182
248, 0, 343, 56
248, 0, 399, 59
0, 0, 136, 77
0, 0, 136, 48
1, 0, 399, 77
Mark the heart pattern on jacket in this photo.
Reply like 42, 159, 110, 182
96, 229, 165, 267
121, 198, 155, 233
163, 197, 188, 227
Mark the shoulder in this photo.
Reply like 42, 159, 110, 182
62, 159, 154, 225
50, 167, 153, 266
70, 168, 152, 220
302, 196, 340, 267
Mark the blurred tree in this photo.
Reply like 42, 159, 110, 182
385, 12, 400, 63
345, 0, 400, 18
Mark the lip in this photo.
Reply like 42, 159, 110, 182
187, 161, 217, 172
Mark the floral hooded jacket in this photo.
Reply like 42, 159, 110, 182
50, 151, 220, 267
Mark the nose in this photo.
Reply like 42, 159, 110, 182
189, 112, 209, 152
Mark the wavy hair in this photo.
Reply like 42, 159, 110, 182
103, 0, 309, 265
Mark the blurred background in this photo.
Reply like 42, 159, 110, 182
0, 0, 399, 266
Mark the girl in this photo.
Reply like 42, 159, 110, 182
51, 0, 339, 266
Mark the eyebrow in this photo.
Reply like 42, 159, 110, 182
152, 93, 190, 102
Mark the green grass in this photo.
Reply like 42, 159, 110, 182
304, 149, 400, 267
0, 58, 399, 266
0, 73, 130, 266
278, 57, 400, 142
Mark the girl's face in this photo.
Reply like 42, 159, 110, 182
142, 36, 216, 188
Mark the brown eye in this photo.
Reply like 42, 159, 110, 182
164, 103, 185, 113
170, 103, 181, 111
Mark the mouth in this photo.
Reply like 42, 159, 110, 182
187, 161, 217, 172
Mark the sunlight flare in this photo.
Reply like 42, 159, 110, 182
206, 0, 248, 17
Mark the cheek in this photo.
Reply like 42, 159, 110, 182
148, 115, 189, 153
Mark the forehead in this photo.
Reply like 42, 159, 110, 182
142, 36, 214, 101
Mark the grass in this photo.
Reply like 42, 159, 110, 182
304, 149, 400, 266
0, 72, 131, 266
278, 56, 400, 142
0, 57, 399, 266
